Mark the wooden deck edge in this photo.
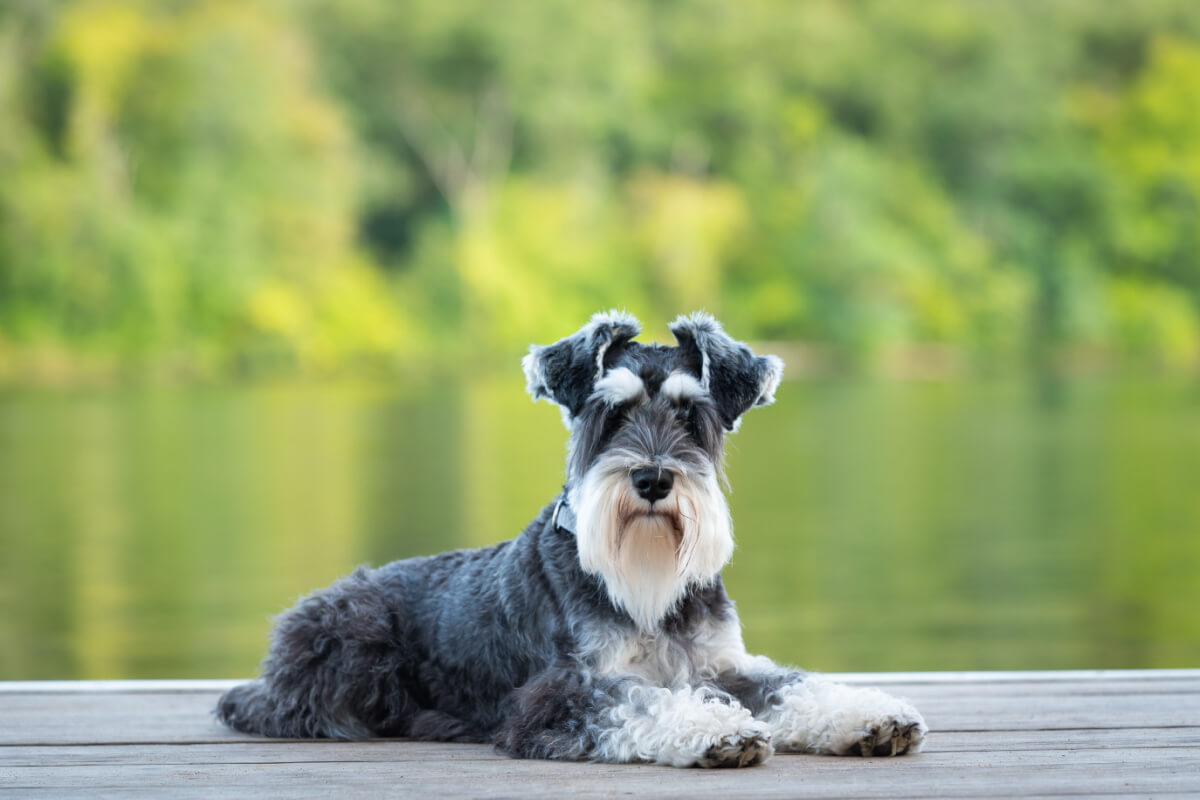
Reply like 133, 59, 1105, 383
827, 668, 1200, 684
1, 668, 1197, 694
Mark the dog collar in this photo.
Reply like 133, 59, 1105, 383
552, 496, 576, 534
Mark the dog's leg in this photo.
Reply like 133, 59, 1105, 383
713, 667, 927, 757
495, 666, 773, 767
217, 568, 424, 739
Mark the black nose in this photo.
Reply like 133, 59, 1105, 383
631, 467, 674, 503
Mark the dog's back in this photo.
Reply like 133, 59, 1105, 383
218, 502, 603, 740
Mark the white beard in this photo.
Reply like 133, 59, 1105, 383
570, 460, 734, 631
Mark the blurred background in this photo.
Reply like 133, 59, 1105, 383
1, 0, 1199, 679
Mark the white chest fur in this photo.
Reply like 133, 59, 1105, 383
574, 614, 755, 688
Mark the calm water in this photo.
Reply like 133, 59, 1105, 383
1, 375, 1198, 679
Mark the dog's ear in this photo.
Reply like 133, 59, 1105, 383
669, 312, 783, 431
523, 310, 642, 422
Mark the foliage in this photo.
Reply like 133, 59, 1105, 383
3, 0, 1200, 379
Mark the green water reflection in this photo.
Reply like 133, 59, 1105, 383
1, 377, 1198, 679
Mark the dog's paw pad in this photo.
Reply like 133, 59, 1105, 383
841, 703, 927, 757
699, 730, 774, 768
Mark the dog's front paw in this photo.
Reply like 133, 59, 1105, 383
841, 714, 925, 757
698, 728, 774, 768
826, 690, 926, 757
606, 687, 775, 768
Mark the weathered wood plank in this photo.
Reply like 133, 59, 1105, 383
1, 673, 1198, 798
3, 748, 1199, 799
3, 727, 1199, 769
3, 684, 1197, 745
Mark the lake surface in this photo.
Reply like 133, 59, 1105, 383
1, 375, 1198, 679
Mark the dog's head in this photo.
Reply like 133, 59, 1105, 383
523, 310, 783, 629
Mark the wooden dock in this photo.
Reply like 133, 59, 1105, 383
1, 670, 1198, 798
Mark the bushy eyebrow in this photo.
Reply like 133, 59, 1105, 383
660, 371, 706, 403
591, 367, 646, 406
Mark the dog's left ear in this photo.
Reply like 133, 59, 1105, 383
523, 310, 642, 423
669, 312, 783, 431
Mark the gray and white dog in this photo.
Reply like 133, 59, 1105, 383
217, 311, 927, 767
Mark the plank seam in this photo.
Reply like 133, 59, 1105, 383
3, 725, 1198, 748
3, 670, 1199, 693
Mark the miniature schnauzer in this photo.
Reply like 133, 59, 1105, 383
217, 311, 926, 766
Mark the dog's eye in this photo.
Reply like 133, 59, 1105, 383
609, 400, 633, 418
675, 401, 696, 427
600, 403, 628, 440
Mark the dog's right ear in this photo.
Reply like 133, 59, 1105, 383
523, 310, 641, 423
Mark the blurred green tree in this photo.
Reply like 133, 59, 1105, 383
2, 0, 1200, 379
